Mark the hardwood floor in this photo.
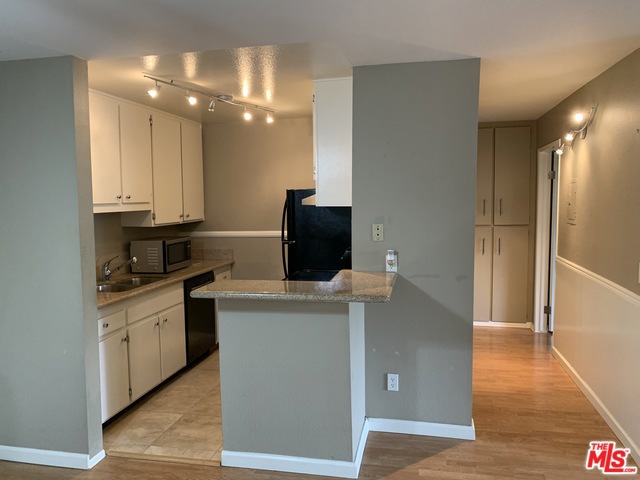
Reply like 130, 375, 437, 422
1, 327, 636, 479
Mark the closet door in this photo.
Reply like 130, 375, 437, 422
494, 127, 530, 225
473, 226, 493, 321
491, 226, 529, 323
476, 128, 493, 225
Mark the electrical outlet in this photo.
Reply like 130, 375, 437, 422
372, 224, 384, 241
387, 373, 398, 391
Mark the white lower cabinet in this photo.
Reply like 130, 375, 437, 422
99, 331, 130, 422
98, 285, 186, 422
128, 315, 163, 402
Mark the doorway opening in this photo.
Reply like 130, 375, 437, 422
533, 140, 562, 333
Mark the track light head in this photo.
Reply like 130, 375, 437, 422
185, 90, 197, 105
266, 113, 274, 124
243, 109, 252, 121
208, 98, 216, 112
147, 81, 161, 98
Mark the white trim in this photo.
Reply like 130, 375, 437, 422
556, 256, 640, 307
534, 141, 559, 333
222, 422, 369, 479
0, 445, 105, 470
552, 346, 640, 463
473, 321, 533, 330
189, 230, 281, 238
368, 418, 476, 441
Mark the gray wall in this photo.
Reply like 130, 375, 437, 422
538, 48, 640, 295
219, 300, 353, 461
352, 60, 479, 425
184, 118, 314, 279
0, 57, 101, 456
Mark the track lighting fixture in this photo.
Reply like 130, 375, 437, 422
562, 105, 597, 149
147, 81, 161, 98
144, 74, 275, 122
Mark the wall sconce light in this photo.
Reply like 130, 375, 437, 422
144, 74, 275, 122
562, 105, 597, 149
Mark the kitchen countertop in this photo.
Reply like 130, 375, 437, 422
97, 259, 234, 309
191, 270, 397, 303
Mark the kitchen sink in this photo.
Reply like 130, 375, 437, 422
96, 276, 165, 293
96, 283, 136, 293
114, 276, 165, 287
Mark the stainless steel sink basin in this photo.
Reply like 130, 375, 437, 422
114, 276, 165, 287
96, 276, 165, 293
96, 283, 136, 293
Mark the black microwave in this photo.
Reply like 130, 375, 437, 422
130, 237, 192, 273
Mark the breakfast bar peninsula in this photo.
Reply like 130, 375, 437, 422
192, 270, 397, 478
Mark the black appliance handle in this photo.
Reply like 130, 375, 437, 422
281, 198, 290, 278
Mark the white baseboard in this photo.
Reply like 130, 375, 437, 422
552, 346, 640, 464
0, 445, 105, 470
473, 321, 533, 330
221, 420, 370, 479
368, 417, 476, 440
220, 417, 474, 478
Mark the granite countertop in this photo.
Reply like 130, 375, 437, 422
97, 259, 234, 309
191, 270, 397, 303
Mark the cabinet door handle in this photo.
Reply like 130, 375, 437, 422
498, 238, 502, 255
103, 322, 109, 328
185, 213, 190, 219
155, 320, 160, 326
499, 198, 503, 216
121, 336, 128, 343
116, 195, 122, 200
126, 195, 131, 200
179, 214, 184, 219
163, 318, 168, 324
482, 199, 486, 216
481, 238, 485, 255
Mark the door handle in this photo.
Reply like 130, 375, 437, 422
481, 237, 485, 255
482, 199, 486, 216
498, 238, 501, 255
499, 198, 503, 216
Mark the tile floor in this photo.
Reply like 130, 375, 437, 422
102, 350, 222, 465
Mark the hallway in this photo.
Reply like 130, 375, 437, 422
1, 327, 636, 479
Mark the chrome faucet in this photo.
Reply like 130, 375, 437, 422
103, 255, 137, 281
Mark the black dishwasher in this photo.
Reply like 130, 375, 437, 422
184, 271, 216, 365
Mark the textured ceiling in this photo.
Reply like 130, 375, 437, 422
1, 0, 640, 123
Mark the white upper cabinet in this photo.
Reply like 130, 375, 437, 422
121, 114, 205, 227
313, 77, 352, 206
149, 113, 184, 225
89, 91, 152, 213
181, 121, 205, 222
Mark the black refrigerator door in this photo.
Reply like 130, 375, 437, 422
283, 189, 351, 277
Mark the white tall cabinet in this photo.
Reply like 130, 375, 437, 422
473, 126, 532, 324
313, 77, 352, 206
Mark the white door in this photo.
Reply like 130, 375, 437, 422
89, 92, 121, 206
473, 226, 493, 321
128, 316, 162, 401
151, 113, 183, 225
160, 304, 187, 379
492, 226, 529, 323
119, 102, 153, 206
98, 333, 130, 422
180, 122, 205, 222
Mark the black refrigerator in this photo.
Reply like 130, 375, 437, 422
281, 189, 352, 281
